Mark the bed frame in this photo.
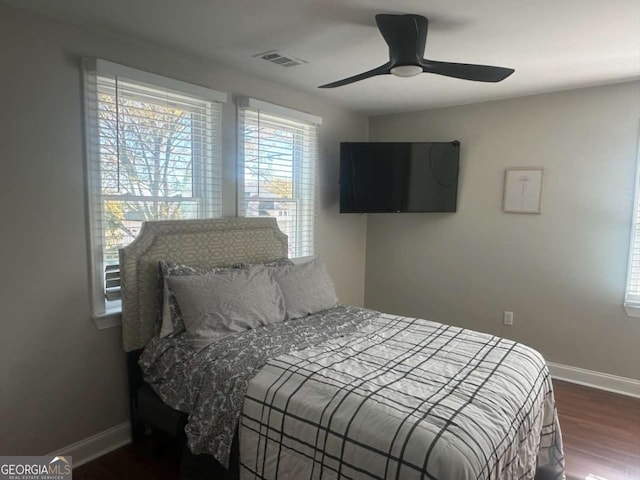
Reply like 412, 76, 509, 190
119, 217, 288, 477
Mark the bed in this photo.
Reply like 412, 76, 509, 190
120, 217, 565, 480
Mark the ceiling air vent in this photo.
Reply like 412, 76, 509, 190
254, 50, 307, 68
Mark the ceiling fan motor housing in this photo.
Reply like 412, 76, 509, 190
377, 13, 428, 70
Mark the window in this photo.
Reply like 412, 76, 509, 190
83, 59, 226, 321
238, 98, 321, 258
624, 125, 640, 317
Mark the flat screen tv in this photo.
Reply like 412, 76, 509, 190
340, 141, 460, 213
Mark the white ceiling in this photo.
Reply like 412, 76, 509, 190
3, 0, 639, 115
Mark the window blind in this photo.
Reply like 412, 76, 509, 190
624, 124, 640, 317
83, 59, 225, 316
238, 99, 321, 258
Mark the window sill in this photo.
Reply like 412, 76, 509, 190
291, 255, 315, 264
623, 302, 640, 318
92, 308, 122, 329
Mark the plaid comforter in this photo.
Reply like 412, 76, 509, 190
240, 312, 565, 479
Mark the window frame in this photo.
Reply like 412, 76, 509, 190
623, 122, 640, 317
82, 59, 227, 327
237, 98, 321, 259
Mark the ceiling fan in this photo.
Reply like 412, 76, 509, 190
319, 14, 514, 88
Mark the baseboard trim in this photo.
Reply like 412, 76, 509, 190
48, 421, 131, 468
548, 362, 640, 398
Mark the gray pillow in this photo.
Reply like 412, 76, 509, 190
158, 258, 292, 338
272, 258, 338, 319
166, 265, 286, 348
158, 260, 232, 338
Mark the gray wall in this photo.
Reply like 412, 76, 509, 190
366, 81, 640, 380
0, 4, 368, 454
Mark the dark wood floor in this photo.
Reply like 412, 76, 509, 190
73, 435, 180, 480
553, 380, 640, 480
74, 380, 640, 479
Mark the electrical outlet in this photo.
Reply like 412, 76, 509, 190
503, 311, 514, 326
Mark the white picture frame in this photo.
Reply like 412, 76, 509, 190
503, 167, 544, 214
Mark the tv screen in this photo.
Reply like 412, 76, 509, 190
340, 141, 460, 213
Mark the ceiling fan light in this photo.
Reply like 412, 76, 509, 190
390, 65, 422, 77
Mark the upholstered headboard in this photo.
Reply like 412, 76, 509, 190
119, 217, 288, 352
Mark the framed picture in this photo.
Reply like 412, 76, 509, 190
503, 167, 544, 214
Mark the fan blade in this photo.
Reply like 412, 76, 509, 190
421, 59, 514, 82
376, 14, 428, 65
318, 63, 392, 88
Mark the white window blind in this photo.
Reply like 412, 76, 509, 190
238, 98, 321, 258
83, 59, 226, 319
624, 123, 640, 317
